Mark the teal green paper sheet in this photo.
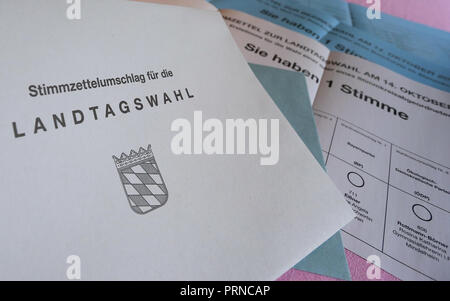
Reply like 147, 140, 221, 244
249, 63, 351, 281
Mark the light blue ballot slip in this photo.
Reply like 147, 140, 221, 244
284, 0, 353, 25
349, 4, 450, 67
249, 63, 351, 281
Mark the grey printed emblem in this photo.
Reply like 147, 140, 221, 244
113, 145, 168, 215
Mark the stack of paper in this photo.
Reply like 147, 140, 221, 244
206, 0, 450, 280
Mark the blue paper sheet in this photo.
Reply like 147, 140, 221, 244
241, 0, 450, 65
349, 3, 450, 67
208, 0, 352, 24
249, 63, 351, 281
288, 0, 352, 25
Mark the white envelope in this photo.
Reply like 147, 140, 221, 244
0, 0, 353, 280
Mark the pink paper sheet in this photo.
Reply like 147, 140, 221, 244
280, 0, 449, 281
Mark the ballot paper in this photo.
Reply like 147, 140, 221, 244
349, 4, 450, 67
313, 52, 450, 281
207, 0, 353, 25
293, 0, 352, 25
292, 0, 352, 25
213, 0, 450, 93
0, 0, 354, 280
223, 0, 450, 65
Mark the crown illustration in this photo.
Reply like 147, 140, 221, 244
113, 145, 154, 168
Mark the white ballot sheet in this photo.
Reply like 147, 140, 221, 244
314, 52, 450, 281
0, 0, 353, 280
220, 9, 330, 102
